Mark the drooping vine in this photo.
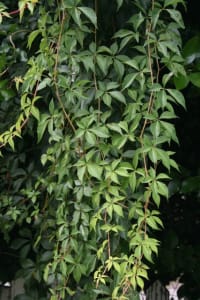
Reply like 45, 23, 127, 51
0, 0, 186, 299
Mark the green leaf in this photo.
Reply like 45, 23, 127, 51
167, 89, 186, 109
109, 91, 126, 104
113, 29, 133, 39
113, 204, 124, 217
189, 72, 200, 88
166, 9, 184, 29
73, 7, 82, 27
136, 276, 144, 290
37, 114, 49, 143
174, 74, 189, 90
90, 126, 110, 138
11, 238, 28, 249
157, 181, 169, 197
122, 73, 137, 90
142, 246, 153, 263
146, 217, 159, 230
160, 120, 178, 143
87, 163, 102, 180
102, 93, 112, 107
96, 55, 111, 75
27, 29, 41, 49
77, 166, 86, 182
79, 7, 97, 27
107, 123, 122, 134
112, 135, 127, 149
129, 172, 136, 192
183, 36, 200, 63
124, 59, 139, 70
116, 0, 123, 10
31, 105, 40, 121
73, 266, 81, 283
164, 0, 185, 7
85, 131, 96, 145
114, 59, 125, 78
0, 88, 15, 101
157, 90, 167, 108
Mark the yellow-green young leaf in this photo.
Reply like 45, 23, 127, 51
60, 260, 67, 276
149, 148, 158, 164
113, 204, 124, 217
31, 105, 40, 120
87, 163, 102, 180
142, 246, 153, 263
44, 264, 50, 282
146, 216, 159, 230
37, 114, 49, 143
18, 1, 27, 21
27, 29, 41, 49
152, 189, 161, 207
129, 172, 136, 192
77, 166, 86, 182
8, 136, 15, 150
134, 245, 142, 259
113, 262, 121, 273
157, 181, 169, 197
130, 275, 136, 290
137, 268, 148, 280
136, 276, 144, 290
112, 286, 120, 298
115, 167, 129, 177
64, 254, 75, 264
66, 287, 76, 296
90, 216, 98, 231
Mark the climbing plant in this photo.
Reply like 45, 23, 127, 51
0, 0, 186, 299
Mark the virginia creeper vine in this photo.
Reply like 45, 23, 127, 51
0, 0, 186, 299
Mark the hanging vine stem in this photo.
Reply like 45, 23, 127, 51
53, 6, 76, 134
139, 0, 156, 212
93, 0, 102, 123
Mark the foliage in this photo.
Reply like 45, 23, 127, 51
0, 0, 186, 299
174, 34, 200, 89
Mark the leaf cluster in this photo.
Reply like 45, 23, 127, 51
0, 0, 186, 299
